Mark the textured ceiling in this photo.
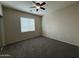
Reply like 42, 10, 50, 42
0, 1, 78, 16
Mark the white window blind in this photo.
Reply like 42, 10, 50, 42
20, 17, 35, 32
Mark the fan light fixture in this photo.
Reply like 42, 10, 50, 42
30, 1, 46, 11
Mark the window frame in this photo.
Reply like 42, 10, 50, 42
20, 17, 36, 33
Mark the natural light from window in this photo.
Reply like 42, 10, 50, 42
20, 17, 35, 32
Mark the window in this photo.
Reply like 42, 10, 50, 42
20, 17, 35, 32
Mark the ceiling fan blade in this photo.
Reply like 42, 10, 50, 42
40, 2, 46, 6
40, 7, 45, 10
32, 1, 36, 4
36, 3, 40, 6
36, 9, 39, 11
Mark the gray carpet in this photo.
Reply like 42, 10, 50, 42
0, 36, 78, 58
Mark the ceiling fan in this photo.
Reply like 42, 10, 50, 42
31, 1, 46, 11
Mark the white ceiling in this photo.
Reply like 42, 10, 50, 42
0, 1, 78, 16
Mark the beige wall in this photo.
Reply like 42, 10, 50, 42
42, 3, 79, 46
3, 7, 42, 45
